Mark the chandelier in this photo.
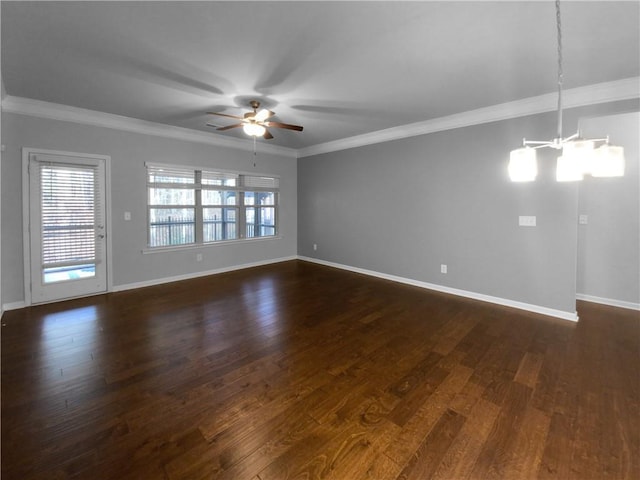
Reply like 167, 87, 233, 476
508, 0, 625, 182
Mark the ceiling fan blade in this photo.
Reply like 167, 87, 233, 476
265, 121, 303, 132
217, 124, 244, 131
263, 129, 274, 140
255, 109, 275, 122
207, 111, 244, 120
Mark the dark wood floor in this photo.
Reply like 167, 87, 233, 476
1, 260, 638, 479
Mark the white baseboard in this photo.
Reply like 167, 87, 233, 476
2, 257, 297, 312
1, 301, 27, 312
6, 257, 605, 324
112, 256, 297, 293
298, 256, 579, 322
576, 293, 640, 311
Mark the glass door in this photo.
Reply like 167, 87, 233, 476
28, 152, 107, 304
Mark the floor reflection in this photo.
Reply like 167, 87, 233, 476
38, 305, 101, 392
41, 305, 100, 340
242, 277, 281, 336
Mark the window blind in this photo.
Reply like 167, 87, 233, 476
243, 175, 279, 189
201, 170, 238, 186
147, 165, 194, 185
40, 163, 101, 268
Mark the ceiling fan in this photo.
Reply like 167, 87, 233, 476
206, 100, 303, 139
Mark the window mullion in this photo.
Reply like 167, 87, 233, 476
239, 191, 246, 239
195, 171, 203, 244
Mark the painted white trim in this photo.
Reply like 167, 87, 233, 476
298, 256, 579, 322
142, 235, 283, 255
297, 77, 640, 158
2, 301, 27, 312
5, 257, 610, 320
3, 256, 297, 310
576, 294, 640, 311
3, 78, 637, 161
1, 96, 298, 159
112, 255, 297, 293
145, 161, 281, 181
22, 148, 114, 306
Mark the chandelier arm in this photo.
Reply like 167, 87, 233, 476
523, 140, 555, 146
564, 132, 580, 142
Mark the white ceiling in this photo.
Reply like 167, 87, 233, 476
2, 1, 639, 152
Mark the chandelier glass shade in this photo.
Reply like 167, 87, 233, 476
591, 145, 625, 177
509, 137, 626, 182
508, 147, 537, 182
508, 0, 625, 182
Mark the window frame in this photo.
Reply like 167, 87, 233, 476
145, 163, 280, 251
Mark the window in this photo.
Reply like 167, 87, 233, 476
40, 162, 100, 282
147, 164, 279, 248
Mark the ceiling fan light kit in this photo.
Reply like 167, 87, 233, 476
509, 0, 625, 183
207, 100, 303, 140
243, 123, 266, 137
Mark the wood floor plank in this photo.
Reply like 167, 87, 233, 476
501, 406, 552, 480
431, 397, 500, 480
205, 380, 332, 479
383, 363, 474, 466
468, 381, 534, 479
396, 408, 466, 480
539, 411, 587, 480
364, 453, 403, 479
431, 312, 478, 356
1, 260, 638, 479
514, 351, 545, 389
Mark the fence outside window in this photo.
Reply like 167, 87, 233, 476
147, 164, 279, 248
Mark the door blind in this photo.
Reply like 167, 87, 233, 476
40, 163, 101, 268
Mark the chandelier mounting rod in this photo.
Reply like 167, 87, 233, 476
555, 0, 564, 141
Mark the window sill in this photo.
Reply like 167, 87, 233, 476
142, 235, 282, 255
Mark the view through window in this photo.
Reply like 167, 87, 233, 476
147, 164, 279, 248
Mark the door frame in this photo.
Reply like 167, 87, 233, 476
22, 147, 113, 305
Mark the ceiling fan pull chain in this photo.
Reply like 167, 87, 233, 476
253, 136, 257, 167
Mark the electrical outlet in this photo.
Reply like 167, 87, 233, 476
313, 243, 317, 251
196, 253, 203, 262
124, 211, 131, 221
441, 264, 447, 274
579, 214, 588, 225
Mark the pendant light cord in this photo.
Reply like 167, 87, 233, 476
556, 0, 563, 141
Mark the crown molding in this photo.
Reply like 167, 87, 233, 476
297, 77, 640, 158
0, 96, 298, 159
3, 77, 638, 160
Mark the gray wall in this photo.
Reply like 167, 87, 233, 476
577, 111, 640, 304
298, 100, 639, 315
1, 113, 297, 306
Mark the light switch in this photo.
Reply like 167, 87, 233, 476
579, 214, 588, 225
519, 215, 536, 227
124, 211, 131, 221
